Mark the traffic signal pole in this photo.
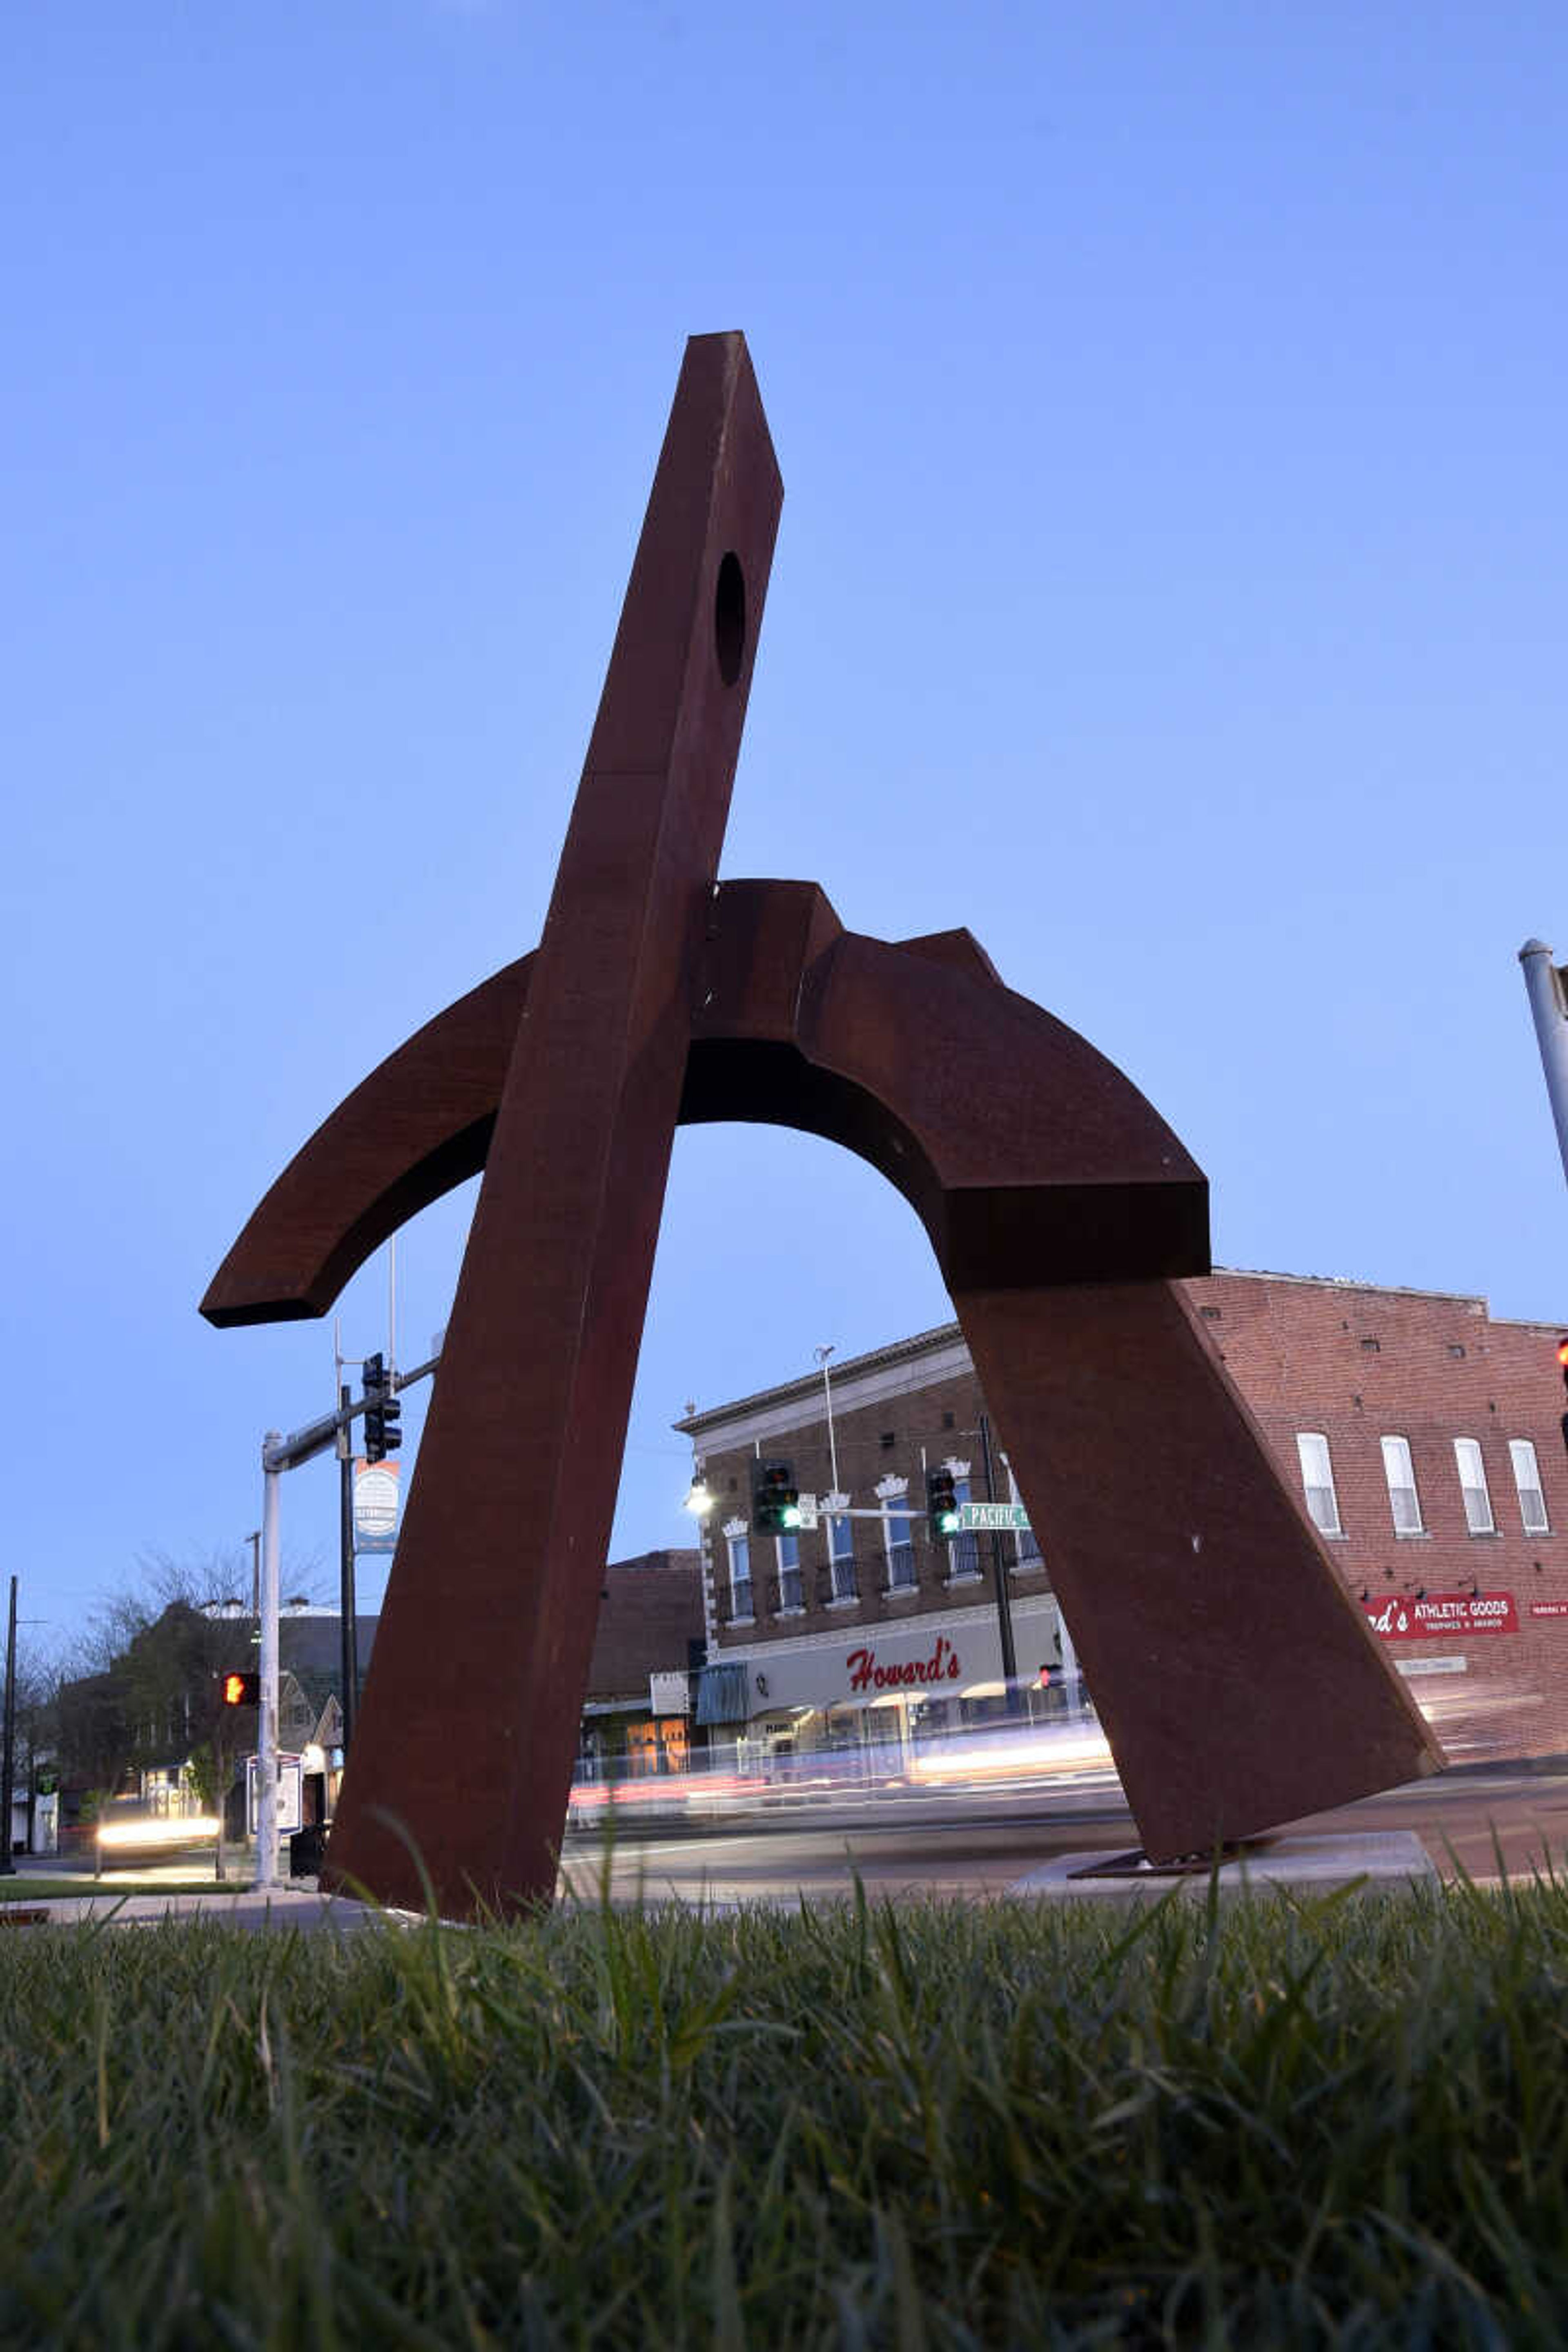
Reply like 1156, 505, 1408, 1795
337, 1384, 359, 1757
256, 1350, 438, 1886
257, 1439, 283, 1889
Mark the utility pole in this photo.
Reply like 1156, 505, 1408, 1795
1520, 940, 1568, 1188
254, 1346, 439, 1883
0, 1576, 16, 1878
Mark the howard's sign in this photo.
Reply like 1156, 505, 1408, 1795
1362, 1591, 1517, 1640
846, 1635, 964, 1693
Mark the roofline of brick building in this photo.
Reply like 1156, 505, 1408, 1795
670, 1265, 1548, 1437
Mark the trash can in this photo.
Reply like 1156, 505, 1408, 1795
289, 1823, 329, 1878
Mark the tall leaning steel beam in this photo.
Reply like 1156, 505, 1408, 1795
321, 333, 782, 1915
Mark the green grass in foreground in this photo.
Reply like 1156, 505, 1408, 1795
3, 1869, 1568, 2348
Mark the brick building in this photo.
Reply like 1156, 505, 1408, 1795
675, 1270, 1568, 1769
577, 1547, 704, 1779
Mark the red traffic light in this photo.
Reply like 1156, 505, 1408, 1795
1557, 1337, 1568, 1370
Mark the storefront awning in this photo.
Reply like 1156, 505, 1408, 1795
695, 1661, 750, 1726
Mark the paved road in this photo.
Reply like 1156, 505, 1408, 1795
558, 1765, 1568, 1907
8, 1765, 1565, 1930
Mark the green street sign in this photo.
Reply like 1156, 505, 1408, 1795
956, 1500, 1031, 1533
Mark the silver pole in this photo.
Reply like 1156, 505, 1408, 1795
1057, 1604, 1082, 1719
814, 1344, 839, 1492
256, 1433, 282, 1890
1520, 939, 1568, 1187
0, 1576, 16, 1878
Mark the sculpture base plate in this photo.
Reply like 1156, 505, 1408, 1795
1011, 1831, 1436, 1900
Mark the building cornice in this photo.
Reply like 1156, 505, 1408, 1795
671, 1267, 1550, 1450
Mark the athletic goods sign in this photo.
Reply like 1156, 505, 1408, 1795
1362, 1591, 1516, 1640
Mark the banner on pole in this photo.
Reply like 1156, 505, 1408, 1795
353, 1458, 401, 1555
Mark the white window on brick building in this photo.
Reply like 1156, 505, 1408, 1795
824, 1492, 858, 1604
942, 1458, 982, 1583
776, 1526, 804, 1613
876, 1475, 918, 1592
1380, 1435, 1423, 1535
1004, 1454, 1043, 1573
723, 1521, 754, 1622
1509, 1439, 1549, 1534
1295, 1432, 1342, 1536
1453, 1439, 1495, 1535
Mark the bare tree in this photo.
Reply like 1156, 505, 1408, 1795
52, 1545, 323, 1876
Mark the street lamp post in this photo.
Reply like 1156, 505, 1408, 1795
976, 1412, 1019, 1709
1520, 940, 1568, 1187
814, 1345, 839, 1494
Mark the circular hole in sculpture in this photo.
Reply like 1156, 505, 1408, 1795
714, 551, 745, 685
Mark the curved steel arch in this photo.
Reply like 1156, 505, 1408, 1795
200, 878, 1206, 1328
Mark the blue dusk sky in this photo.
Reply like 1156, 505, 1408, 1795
3, 2, 1565, 1650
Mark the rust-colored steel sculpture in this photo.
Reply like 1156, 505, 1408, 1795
204, 331, 1440, 1916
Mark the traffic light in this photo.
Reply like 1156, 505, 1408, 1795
363, 1352, 402, 1465
753, 1460, 801, 1534
221, 1671, 261, 1708
927, 1466, 960, 1542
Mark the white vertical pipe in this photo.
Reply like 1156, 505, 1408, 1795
1056, 1605, 1082, 1717
815, 1345, 839, 1492
256, 1436, 282, 1890
1520, 941, 1568, 1187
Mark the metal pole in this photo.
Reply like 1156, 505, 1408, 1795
0, 1576, 16, 1877
256, 1436, 282, 1889
815, 1344, 839, 1492
976, 1413, 1018, 1702
1520, 940, 1568, 1188
1057, 1605, 1082, 1719
338, 1383, 359, 1756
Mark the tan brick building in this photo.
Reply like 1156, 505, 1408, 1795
675, 1270, 1568, 1768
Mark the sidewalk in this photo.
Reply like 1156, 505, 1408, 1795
0, 1874, 389, 1933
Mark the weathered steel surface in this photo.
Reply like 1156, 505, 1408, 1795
201, 954, 531, 1327
687, 888, 1441, 1847
325, 331, 780, 1913
951, 1280, 1442, 1851
205, 333, 1438, 1916
201, 878, 1209, 1322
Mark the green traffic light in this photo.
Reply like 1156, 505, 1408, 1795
939, 1509, 960, 1534
782, 1504, 802, 1529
